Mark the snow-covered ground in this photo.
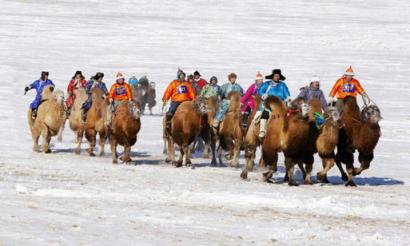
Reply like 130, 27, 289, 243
1, 0, 410, 245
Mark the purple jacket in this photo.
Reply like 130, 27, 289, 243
297, 86, 328, 109
241, 83, 259, 112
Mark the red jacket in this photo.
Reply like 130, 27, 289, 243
196, 78, 208, 90
67, 79, 87, 95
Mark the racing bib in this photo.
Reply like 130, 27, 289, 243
177, 85, 188, 94
342, 83, 355, 93
115, 86, 126, 95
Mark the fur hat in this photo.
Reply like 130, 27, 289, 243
116, 72, 125, 81
344, 66, 354, 76
94, 72, 104, 80
194, 70, 201, 76
178, 70, 186, 78
310, 76, 320, 82
265, 69, 285, 80
41, 71, 49, 77
228, 72, 237, 80
210, 76, 218, 83
255, 71, 263, 80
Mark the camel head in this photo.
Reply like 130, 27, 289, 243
194, 96, 209, 114
53, 89, 65, 106
128, 100, 142, 119
41, 85, 55, 100
361, 105, 382, 124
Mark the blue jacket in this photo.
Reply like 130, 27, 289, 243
129, 78, 138, 87
85, 79, 108, 96
29, 79, 55, 109
220, 82, 244, 99
258, 80, 290, 101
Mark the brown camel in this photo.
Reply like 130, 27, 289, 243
165, 97, 208, 167
259, 96, 287, 182
67, 88, 88, 154
335, 96, 382, 186
84, 88, 109, 156
316, 106, 341, 183
196, 96, 219, 165
110, 100, 141, 164
28, 86, 65, 153
240, 95, 262, 179
218, 91, 244, 168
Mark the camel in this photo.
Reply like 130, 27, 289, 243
218, 91, 245, 168
316, 106, 341, 183
84, 88, 109, 156
66, 88, 88, 154
198, 96, 219, 165
259, 96, 287, 182
240, 95, 262, 179
110, 100, 141, 164
28, 85, 65, 153
335, 96, 382, 186
165, 97, 208, 167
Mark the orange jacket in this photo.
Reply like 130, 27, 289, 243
329, 77, 365, 99
162, 79, 196, 102
109, 82, 133, 101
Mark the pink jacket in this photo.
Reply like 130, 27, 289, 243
241, 83, 258, 112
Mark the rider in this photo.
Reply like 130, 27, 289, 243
66, 71, 87, 115
240, 72, 264, 127
200, 76, 221, 99
328, 66, 370, 112
257, 69, 291, 139
108, 72, 133, 111
193, 70, 208, 91
297, 76, 327, 109
24, 71, 55, 119
163, 70, 196, 129
81, 72, 109, 120
212, 73, 244, 128
188, 74, 201, 96
128, 76, 138, 87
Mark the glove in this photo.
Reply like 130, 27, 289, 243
285, 97, 292, 107
24, 86, 29, 95
262, 94, 268, 100
362, 93, 370, 105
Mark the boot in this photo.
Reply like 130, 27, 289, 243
242, 112, 249, 128
258, 118, 268, 139
31, 109, 37, 120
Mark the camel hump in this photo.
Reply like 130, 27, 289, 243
264, 95, 283, 109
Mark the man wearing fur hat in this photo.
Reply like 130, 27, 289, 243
212, 73, 244, 129
297, 76, 327, 109
81, 72, 109, 120
329, 66, 370, 112
163, 70, 196, 129
108, 72, 133, 109
256, 69, 291, 139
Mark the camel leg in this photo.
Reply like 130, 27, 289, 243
182, 144, 191, 167
85, 129, 96, 156
202, 142, 210, 159
345, 162, 356, 187
166, 137, 175, 164
41, 126, 51, 153
217, 146, 225, 167
241, 144, 256, 180
57, 119, 65, 142
110, 136, 118, 164
354, 152, 373, 176
174, 147, 183, 167
75, 129, 84, 154
163, 136, 167, 154
262, 152, 277, 183
304, 156, 314, 185
285, 157, 298, 186
317, 157, 334, 183
230, 141, 241, 168
210, 138, 217, 166
297, 162, 306, 180
31, 127, 40, 152
123, 145, 132, 163
98, 131, 106, 157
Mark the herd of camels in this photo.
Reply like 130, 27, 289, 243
27, 84, 382, 187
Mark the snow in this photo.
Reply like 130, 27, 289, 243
1, 0, 410, 245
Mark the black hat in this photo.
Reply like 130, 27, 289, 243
265, 69, 285, 81
194, 70, 201, 76
210, 76, 218, 83
94, 72, 104, 80
41, 71, 49, 76
75, 70, 82, 75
